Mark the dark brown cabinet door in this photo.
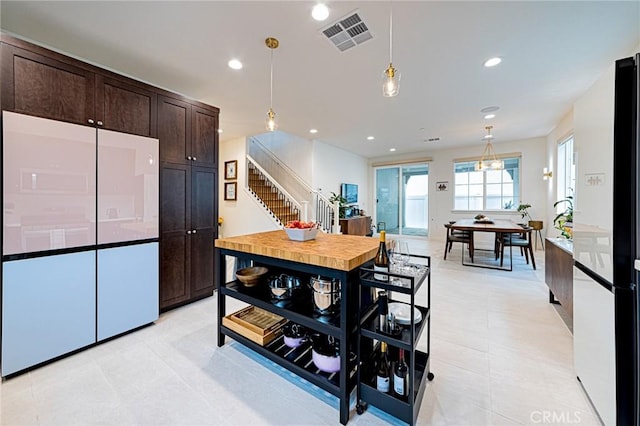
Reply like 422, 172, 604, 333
96, 75, 157, 137
1, 44, 95, 125
159, 163, 191, 309
190, 167, 216, 297
192, 106, 218, 168
160, 233, 190, 307
191, 167, 215, 230
158, 96, 191, 165
190, 229, 215, 299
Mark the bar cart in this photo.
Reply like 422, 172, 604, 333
356, 254, 434, 425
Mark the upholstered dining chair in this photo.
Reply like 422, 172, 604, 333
498, 227, 536, 269
444, 223, 474, 261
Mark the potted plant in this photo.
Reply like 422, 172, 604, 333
329, 192, 348, 219
553, 193, 574, 239
517, 203, 543, 230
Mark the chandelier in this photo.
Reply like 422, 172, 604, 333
475, 126, 504, 171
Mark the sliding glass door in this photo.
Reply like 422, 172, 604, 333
375, 163, 429, 236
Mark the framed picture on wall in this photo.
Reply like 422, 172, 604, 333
225, 160, 238, 180
224, 182, 237, 201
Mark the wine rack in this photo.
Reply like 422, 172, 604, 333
356, 254, 434, 425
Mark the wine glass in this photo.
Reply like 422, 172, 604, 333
392, 241, 410, 287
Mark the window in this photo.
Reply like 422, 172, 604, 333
556, 136, 575, 210
454, 157, 520, 211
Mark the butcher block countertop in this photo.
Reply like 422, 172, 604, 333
215, 230, 379, 271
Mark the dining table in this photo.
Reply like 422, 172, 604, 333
449, 218, 527, 271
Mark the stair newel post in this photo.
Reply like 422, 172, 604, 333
301, 201, 309, 222
332, 201, 341, 234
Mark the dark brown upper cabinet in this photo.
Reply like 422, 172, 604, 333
1, 44, 95, 126
1, 37, 157, 138
158, 95, 217, 168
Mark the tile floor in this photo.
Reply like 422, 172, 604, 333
0, 237, 601, 425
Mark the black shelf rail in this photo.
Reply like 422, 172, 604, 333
221, 280, 343, 338
221, 326, 357, 397
359, 303, 430, 351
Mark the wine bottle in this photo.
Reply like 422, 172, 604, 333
374, 231, 390, 281
378, 291, 388, 333
393, 348, 409, 398
376, 342, 390, 393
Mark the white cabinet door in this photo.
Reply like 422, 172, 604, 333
97, 243, 159, 341
97, 129, 159, 244
1, 252, 96, 376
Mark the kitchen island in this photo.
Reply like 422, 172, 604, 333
215, 230, 379, 425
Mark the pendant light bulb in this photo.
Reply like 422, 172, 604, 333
382, 1, 400, 97
265, 37, 279, 132
266, 108, 277, 132
383, 64, 400, 97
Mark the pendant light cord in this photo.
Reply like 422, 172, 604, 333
389, 0, 393, 64
269, 48, 274, 109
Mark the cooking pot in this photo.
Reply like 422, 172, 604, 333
309, 276, 341, 315
282, 322, 308, 348
269, 274, 302, 300
310, 333, 355, 373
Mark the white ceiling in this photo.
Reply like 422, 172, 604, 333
1, 1, 639, 158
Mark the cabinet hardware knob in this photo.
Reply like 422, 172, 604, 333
97, 121, 103, 126
88, 119, 95, 124
187, 230, 192, 234
187, 156, 192, 160
192, 229, 197, 234
193, 157, 197, 161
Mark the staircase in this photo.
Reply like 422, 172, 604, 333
248, 162, 300, 225
246, 137, 339, 233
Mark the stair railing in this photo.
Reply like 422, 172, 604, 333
246, 157, 302, 226
247, 137, 338, 233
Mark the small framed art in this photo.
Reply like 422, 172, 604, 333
224, 182, 237, 200
225, 160, 238, 180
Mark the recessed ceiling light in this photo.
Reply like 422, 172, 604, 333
312, 3, 329, 21
480, 106, 500, 113
483, 57, 502, 67
389, 148, 396, 152
367, 136, 375, 140
228, 59, 243, 70
309, 129, 318, 134
484, 114, 495, 119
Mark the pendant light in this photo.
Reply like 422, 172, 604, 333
265, 37, 279, 132
382, 0, 400, 97
475, 126, 504, 171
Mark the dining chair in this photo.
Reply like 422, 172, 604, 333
498, 227, 536, 269
444, 224, 474, 261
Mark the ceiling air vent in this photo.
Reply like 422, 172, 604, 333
321, 11, 373, 52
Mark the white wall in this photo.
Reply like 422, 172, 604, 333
253, 130, 313, 184
218, 136, 279, 238
368, 137, 548, 241
545, 110, 574, 238
311, 141, 370, 213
